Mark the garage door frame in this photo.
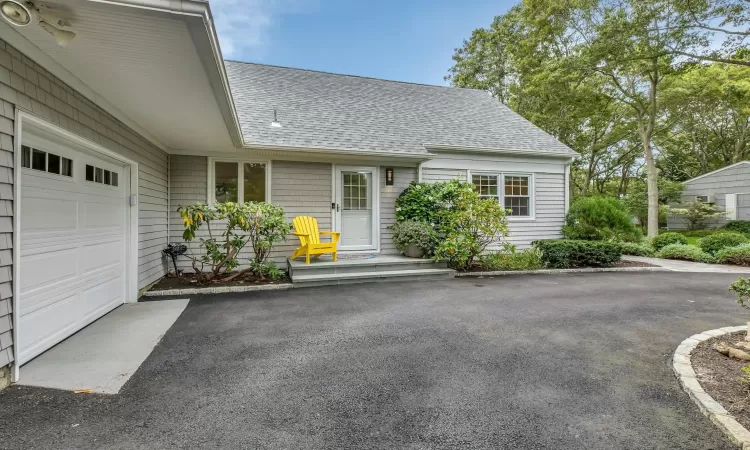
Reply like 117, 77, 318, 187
11, 110, 139, 382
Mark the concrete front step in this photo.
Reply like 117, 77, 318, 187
292, 268, 456, 288
288, 256, 448, 277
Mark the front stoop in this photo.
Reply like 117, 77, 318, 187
674, 326, 750, 449
288, 255, 456, 288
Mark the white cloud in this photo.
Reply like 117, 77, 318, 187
210, 0, 311, 60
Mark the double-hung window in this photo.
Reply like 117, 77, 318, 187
471, 173, 533, 218
210, 159, 269, 204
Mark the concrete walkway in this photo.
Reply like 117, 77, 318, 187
18, 299, 189, 394
624, 255, 750, 273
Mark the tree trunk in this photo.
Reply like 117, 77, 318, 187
644, 139, 660, 238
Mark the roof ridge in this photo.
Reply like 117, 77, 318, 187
223, 59, 488, 93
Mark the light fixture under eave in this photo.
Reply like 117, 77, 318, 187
0, 1, 32, 26
38, 19, 75, 47
270, 109, 282, 128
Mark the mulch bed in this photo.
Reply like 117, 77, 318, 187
149, 272, 290, 291
692, 331, 750, 430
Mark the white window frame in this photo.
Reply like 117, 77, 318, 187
207, 157, 272, 204
468, 171, 535, 221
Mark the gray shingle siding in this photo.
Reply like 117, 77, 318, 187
667, 163, 750, 230
422, 167, 466, 183
0, 39, 169, 375
380, 166, 418, 254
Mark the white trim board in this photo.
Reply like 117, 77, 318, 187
12, 110, 140, 381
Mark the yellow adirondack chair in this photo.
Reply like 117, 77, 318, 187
291, 216, 341, 264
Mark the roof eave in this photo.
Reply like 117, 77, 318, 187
683, 161, 750, 184
92, 0, 244, 148
423, 143, 579, 160
242, 142, 436, 160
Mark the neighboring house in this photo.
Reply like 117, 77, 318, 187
0, 0, 576, 386
667, 161, 750, 230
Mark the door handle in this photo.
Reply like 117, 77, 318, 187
336, 203, 340, 212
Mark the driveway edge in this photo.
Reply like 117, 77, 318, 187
457, 267, 671, 277
143, 283, 294, 297
674, 325, 750, 450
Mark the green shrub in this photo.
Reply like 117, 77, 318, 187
725, 221, 750, 235
699, 232, 749, 255
434, 186, 510, 270
618, 242, 655, 257
716, 244, 750, 266
675, 229, 719, 238
390, 221, 439, 255
652, 232, 688, 251
533, 239, 622, 269
729, 276, 750, 309
479, 246, 543, 271
562, 196, 641, 242
656, 244, 715, 263
395, 180, 465, 230
669, 201, 723, 230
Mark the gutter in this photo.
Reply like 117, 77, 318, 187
242, 142, 437, 160
424, 143, 579, 160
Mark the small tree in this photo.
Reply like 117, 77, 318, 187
244, 202, 292, 279
729, 276, 750, 340
433, 183, 510, 270
669, 201, 723, 230
563, 196, 641, 242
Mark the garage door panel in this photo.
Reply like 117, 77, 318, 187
21, 194, 78, 232
20, 248, 77, 295
19, 131, 131, 365
18, 293, 77, 362
82, 199, 125, 229
80, 239, 124, 272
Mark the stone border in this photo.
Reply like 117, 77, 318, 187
143, 283, 293, 297
457, 266, 670, 277
674, 325, 750, 449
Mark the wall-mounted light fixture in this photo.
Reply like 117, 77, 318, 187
385, 168, 394, 186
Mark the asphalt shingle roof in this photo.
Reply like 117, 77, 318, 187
225, 61, 576, 157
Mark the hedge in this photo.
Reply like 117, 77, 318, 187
715, 243, 750, 266
652, 232, 688, 251
656, 244, 714, 264
724, 221, 750, 235
699, 232, 748, 255
533, 240, 622, 269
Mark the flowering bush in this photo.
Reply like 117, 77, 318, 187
395, 180, 466, 233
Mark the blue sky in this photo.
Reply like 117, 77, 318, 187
211, 0, 514, 86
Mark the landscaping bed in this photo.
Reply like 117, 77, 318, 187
692, 331, 750, 430
149, 272, 290, 291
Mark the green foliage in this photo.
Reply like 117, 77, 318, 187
652, 232, 688, 251
533, 240, 622, 269
618, 242, 655, 257
249, 261, 286, 281
656, 244, 715, 263
562, 196, 641, 242
725, 221, 750, 235
740, 364, 750, 386
178, 201, 290, 278
729, 276, 750, 310
716, 244, 750, 266
433, 184, 510, 270
669, 202, 724, 230
624, 180, 684, 228
390, 221, 439, 256
674, 229, 720, 238
478, 244, 543, 271
394, 180, 465, 230
699, 232, 749, 255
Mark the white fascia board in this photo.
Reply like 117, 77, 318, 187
423, 143, 579, 160
683, 161, 750, 184
88, 0, 245, 148
236, 143, 436, 161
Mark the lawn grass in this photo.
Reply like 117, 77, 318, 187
686, 237, 701, 246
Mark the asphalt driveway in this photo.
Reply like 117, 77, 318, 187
0, 272, 744, 449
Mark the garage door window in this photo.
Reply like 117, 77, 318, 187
22, 145, 73, 177
85, 164, 119, 186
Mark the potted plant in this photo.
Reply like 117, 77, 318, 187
390, 220, 438, 258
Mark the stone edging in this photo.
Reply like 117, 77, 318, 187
457, 267, 671, 277
143, 283, 294, 297
674, 325, 750, 449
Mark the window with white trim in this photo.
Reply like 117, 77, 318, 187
471, 173, 532, 217
22, 145, 73, 177
211, 160, 268, 203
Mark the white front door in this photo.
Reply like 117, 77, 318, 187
18, 130, 130, 364
334, 167, 378, 251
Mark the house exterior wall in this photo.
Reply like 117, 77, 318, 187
380, 166, 418, 254
666, 163, 750, 230
0, 39, 169, 377
421, 152, 568, 248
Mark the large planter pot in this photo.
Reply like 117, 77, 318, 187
403, 244, 424, 258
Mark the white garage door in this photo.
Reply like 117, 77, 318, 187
18, 129, 130, 364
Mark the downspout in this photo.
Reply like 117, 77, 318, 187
564, 158, 573, 214
417, 162, 423, 183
